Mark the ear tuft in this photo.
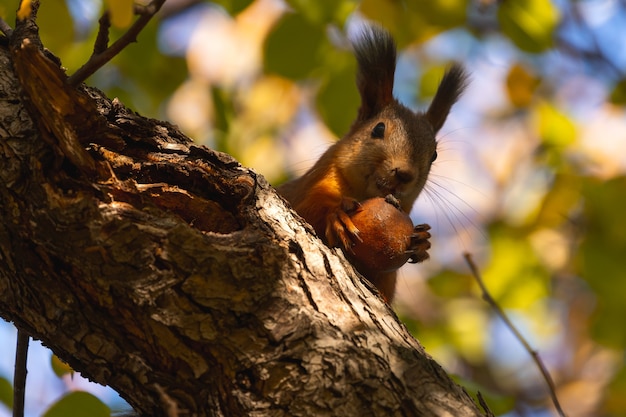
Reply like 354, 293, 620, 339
426, 64, 469, 132
352, 24, 397, 120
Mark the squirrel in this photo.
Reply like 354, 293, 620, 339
278, 24, 468, 302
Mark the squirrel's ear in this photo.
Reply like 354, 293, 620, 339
353, 25, 396, 120
426, 64, 469, 132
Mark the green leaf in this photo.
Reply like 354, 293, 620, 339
482, 225, 550, 309
285, 0, 356, 25
609, 78, 626, 105
37, 0, 75, 54
419, 65, 448, 100
43, 391, 110, 417
211, 0, 255, 16
360, 0, 467, 46
450, 374, 516, 415
497, 0, 559, 53
577, 176, 626, 348
263, 13, 327, 80
535, 173, 581, 228
405, 0, 468, 29
210, 86, 235, 152
445, 298, 490, 362
316, 55, 359, 137
0, 376, 13, 409
428, 269, 473, 298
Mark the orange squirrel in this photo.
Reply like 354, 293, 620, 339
278, 25, 468, 302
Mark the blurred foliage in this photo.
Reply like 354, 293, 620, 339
0, 376, 12, 409
2, 0, 626, 417
264, 12, 328, 80
497, 0, 559, 53
106, 0, 134, 28
42, 391, 110, 417
37, 0, 74, 52
420, 65, 453, 100
579, 177, 626, 348
51, 354, 74, 378
213, 0, 255, 15
100, 21, 187, 115
285, 0, 356, 25
605, 366, 626, 414
315, 52, 359, 136
610, 78, 626, 105
360, 0, 468, 46
505, 63, 539, 108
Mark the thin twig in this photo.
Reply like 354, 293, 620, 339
463, 252, 567, 417
0, 16, 13, 37
134, 3, 152, 15
13, 330, 29, 417
93, 11, 111, 55
67, 0, 166, 86
476, 392, 495, 417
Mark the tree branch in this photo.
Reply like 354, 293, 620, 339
13, 331, 29, 417
0, 40, 487, 416
464, 253, 567, 417
67, 0, 166, 86
0, 17, 12, 38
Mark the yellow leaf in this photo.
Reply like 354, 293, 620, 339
482, 230, 549, 309
505, 63, 539, 108
420, 65, 447, 100
534, 101, 576, 147
17, 0, 32, 21
498, 0, 559, 53
51, 354, 74, 378
446, 299, 488, 362
106, 0, 134, 29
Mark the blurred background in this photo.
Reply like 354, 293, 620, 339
1, 0, 625, 416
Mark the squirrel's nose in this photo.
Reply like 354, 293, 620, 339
393, 168, 414, 184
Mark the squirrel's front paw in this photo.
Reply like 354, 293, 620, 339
407, 224, 431, 263
325, 197, 362, 250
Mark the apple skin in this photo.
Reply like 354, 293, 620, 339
346, 197, 414, 273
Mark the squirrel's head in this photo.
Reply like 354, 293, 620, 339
335, 25, 468, 212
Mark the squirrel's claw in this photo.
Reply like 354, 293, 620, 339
407, 223, 431, 263
341, 197, 362, 214
325, 198, 363, 251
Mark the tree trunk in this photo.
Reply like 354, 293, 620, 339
0, 21, 487, 417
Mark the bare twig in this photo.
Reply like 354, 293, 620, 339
93, 11, 111, 55
463, 252, 567, 417
0, 17, 13, 37
134, 3, 152, 15
13, 330, 29, 417
67, 0, 166, 86
476, 392, 495, 417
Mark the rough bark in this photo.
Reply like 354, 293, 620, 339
0, 21, 487, 417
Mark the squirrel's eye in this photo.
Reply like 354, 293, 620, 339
430, 151, 438, 163
371, 122, 385, 139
